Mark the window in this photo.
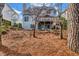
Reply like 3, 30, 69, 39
24, 16, 29, 22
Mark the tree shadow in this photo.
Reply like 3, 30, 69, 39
33, 36, 42, 39
0, 45, 32, 56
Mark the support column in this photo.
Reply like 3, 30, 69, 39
36, 22, 38, 30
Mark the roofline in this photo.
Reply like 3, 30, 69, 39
6, 3, 19, 16
37, 16, 59, 18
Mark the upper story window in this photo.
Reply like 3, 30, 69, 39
24, 16, 29, 22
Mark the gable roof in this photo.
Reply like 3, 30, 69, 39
2, 4, 19, 21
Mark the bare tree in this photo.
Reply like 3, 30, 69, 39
54, 3, 63, 39
59, 4, 63, 39
31, 4, 48, 37
31, 7, 42, 37
31, 3, 60, 37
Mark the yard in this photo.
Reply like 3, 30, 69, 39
0, 29, 79, 56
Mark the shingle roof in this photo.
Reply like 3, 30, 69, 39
23, 6, 56, 17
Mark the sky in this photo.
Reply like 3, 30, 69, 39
8, 3, 69, 20
9, 3, 68, 13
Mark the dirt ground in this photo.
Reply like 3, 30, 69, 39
1, 29, 79, 56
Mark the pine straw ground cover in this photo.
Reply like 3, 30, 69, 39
1, 29, 79, 56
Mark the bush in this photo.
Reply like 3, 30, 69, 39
3, 20, 11, 25
18, 23, 22, 28
60, 17, 67, 30
13, 23, 22, 29
0, 26, 6, 33
0, 19, 11, 34
3, 19, 11, 28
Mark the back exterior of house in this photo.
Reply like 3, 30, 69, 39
22, 4, 61, 30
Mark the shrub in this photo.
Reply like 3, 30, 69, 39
60, 17, 67, 30
3, 19, 11, 28
0, 19, 11, 34
0, 26, 6, 33
18, 23, 22, 28
13, 23, 22, 29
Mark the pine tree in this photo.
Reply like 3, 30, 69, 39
67, 3, 79, 52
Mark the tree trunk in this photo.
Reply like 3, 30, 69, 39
33, 20, 36, 37
59, 16, 63, 39
67, 3, 79, 52
60, 22, 63, 39
33, 27, 36, 37
0, 16, 2, 46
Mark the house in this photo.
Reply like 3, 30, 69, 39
0, 3, 4, 16
0, 3, 5, 26
37, 16, 60, 30
2, 4, 19, 26
22, 4, 60, 30
61, 9, 69, 20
